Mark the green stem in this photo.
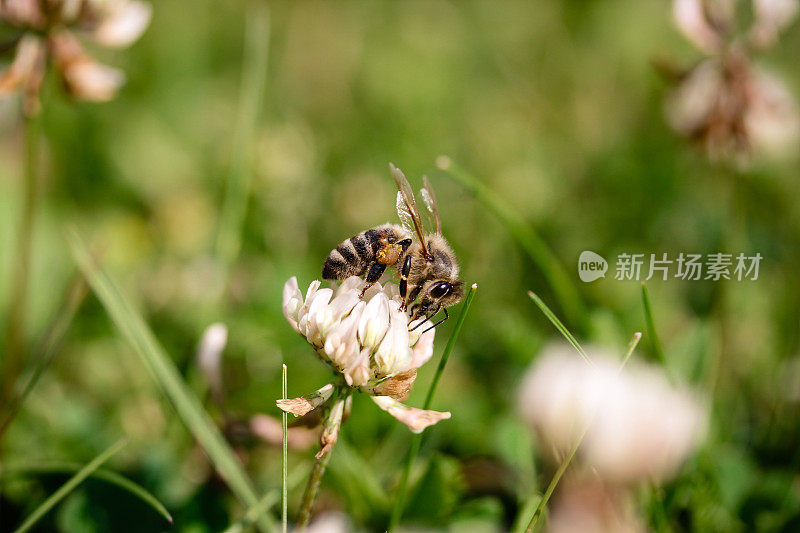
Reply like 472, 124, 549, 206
281, 364, 288, 533
296, 448, 332, 529
2, 112, 42, 413
640, 282, 667, 369
387, 284, 478, 531
527, 291, 590, 364
297, 390, 346, 528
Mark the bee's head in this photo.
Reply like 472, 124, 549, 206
410, 278, 465, 319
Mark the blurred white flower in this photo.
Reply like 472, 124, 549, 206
0, 0, 152, 114
280, 276, 449, 434
197, 322, 228, 402
665, 0, 800, 159
665, 54, 800, 159
519, 343, 706, 484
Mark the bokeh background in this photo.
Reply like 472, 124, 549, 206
2, 0, 800, 531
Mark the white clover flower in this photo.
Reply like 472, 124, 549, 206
665, 0, 800, 160
519, 343, 707, 484
0, 0, 152, 114
280, 276, 450, 434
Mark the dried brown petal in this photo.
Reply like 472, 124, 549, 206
372, 369, 417, 402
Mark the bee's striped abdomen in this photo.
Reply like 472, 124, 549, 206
322, 225, 402, 280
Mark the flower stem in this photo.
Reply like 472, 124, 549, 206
1, 111, 42, 414
387, 284, 478, 532
281, 364, 288, 533
297, 390, 346, 529
296, 447, 332, 529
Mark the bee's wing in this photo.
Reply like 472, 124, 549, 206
421, 175, 442, 235
390, 163, 429, 256
396, 191, 415, 236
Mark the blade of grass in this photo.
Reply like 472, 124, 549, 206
521, 332, 642, 533
3, 462, 171, 524
0, 274, 88, 439
641, 282, 667, 367
387, 283, 478, 532
622, 332, 643, 368
2, 109, 43, 414
527, 291, 590, 364
215, 1, 270, 278
437, 157, 585, 328
282, 364, 288, 533
12, 438, 127, 533
68, 231, 276, 533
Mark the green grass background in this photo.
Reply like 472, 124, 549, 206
2, 0, 800, 531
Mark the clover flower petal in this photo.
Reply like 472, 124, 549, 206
91, 0, 153, 49
409, 327, 435, 369
749, 0, 799, 48
277, 384, 335, 417
358, 291, 390, 351
371, 396, 451, 434
373, 301, 412, 376
282, 276, 303, 332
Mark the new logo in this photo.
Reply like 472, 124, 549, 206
578, 251, 608, 282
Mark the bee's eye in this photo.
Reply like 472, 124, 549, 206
429, 282, 452, 299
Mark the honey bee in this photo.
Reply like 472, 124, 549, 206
322, 163, 464, 330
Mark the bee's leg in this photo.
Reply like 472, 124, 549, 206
360, 263, 387, 297
422, 307, 448, 334
399, 255, 412, 310
397, 238, 412, 251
